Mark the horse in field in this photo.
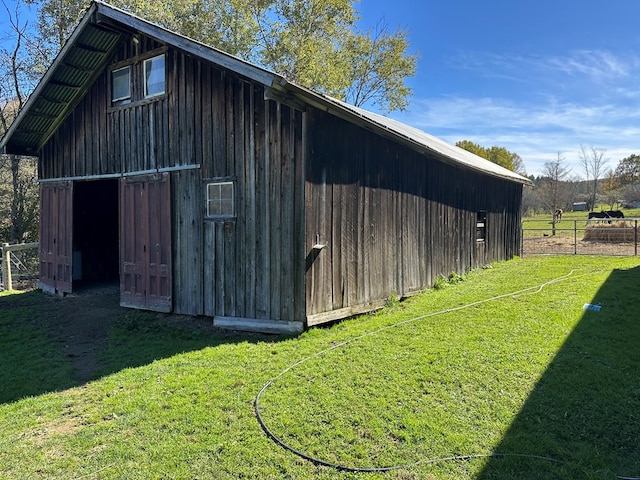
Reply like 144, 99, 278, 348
588, 210, 624, 224
588, 211, 610, 220
553, 209, 563, 222
605, 210, 624, 219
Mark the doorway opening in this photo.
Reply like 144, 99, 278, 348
73, 179, 119, 288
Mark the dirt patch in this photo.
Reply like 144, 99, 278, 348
9, 284, 224, 383
37, 285, 122, 382
523, 235, 638, 256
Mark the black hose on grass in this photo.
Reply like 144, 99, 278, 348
254, 269, 637, 478
255, 387, 565, 472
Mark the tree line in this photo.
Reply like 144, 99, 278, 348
454, 141, 640, 216
523, 150, 640, 216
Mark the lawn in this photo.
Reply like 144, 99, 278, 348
1, 256, 639, 479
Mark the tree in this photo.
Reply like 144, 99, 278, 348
456, 140, 526, 175
613, 153, 640, 186
1, 0, 40, 243
600, 168, 621, 210
579, 144, 608, 210
342, 20, 416, 112
536, 153, 572, 234
612, 153, 640, 208
537, 153, 571, 213
24, 0, 418, 113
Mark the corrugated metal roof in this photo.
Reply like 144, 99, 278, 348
1, 5, 122, 154
1, 0, 532, 186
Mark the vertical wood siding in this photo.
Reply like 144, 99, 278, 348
305, 110, 523, 320
37, 33, 522, 328
201, 82, 306, 323
39, 37, 306, 323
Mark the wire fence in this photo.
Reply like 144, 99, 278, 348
1, 242, 39, 292
522, 219, 639, 256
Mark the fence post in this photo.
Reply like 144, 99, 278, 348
574, 220, 577, 255
635, 220, 638, 256
1, 243, 12, 292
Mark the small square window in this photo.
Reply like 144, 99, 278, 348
144, 54, 165, 98
207, 181, 235, 217
111, 66, 131, 104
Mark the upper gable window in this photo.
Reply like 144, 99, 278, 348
111, 66, 131, 105
144, 54, 165, 98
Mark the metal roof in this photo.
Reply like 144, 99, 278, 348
1, 1, 531, 185
1, 5, 122, 155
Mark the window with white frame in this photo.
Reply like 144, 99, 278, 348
206, 181, 235, 217
111, 66, 131, 105
144, 54, 165, 98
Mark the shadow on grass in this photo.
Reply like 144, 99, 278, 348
0, 288, 283, 405
476, 266, 640, 480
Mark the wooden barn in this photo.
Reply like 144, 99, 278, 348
0, 1, 531, 333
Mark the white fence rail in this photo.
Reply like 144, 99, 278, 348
1, 242, 39, 292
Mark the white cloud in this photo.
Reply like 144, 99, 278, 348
391, 50, 640, 176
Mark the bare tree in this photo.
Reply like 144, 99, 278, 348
579, 144, 608, 210
1, 0, 40, 243
537, 152, 571, 234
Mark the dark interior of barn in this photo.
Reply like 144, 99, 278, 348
73, 179, 119, 286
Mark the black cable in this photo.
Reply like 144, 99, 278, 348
254, 269, 639, 478
255, 385, 565, 472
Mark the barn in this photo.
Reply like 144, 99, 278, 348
0, 1, 531, 333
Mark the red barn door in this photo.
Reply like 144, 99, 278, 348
120, 173, 172, 312
39, 181, 73, 294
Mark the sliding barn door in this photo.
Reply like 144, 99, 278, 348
120, 173, 172, 312
39, 181, 73, 294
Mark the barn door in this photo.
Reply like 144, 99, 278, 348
39, 181, 73, 294
120, 173, 172, 312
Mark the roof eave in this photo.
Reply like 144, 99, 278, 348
0, 3, 99, 153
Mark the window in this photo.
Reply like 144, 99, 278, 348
206, 181, 235, 217
476, 211, 487, 242
144, 54, 165, 98
111, 66, 131, 105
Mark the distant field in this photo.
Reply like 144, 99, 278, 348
523, 207, 640, 227
522, 207, 640, 255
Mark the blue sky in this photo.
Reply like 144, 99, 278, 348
3, 1, 640, 177
357, 0, 640, 177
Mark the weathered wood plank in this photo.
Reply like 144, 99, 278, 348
172, 169, 203, 315
268, 101, 281, 318
293, 109, 306, 322
254, 89, 268, 319
243, 84, 256, 319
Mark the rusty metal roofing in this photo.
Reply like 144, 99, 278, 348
1, 1, 531, 185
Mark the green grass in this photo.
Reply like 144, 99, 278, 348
1, 256, 640, 479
